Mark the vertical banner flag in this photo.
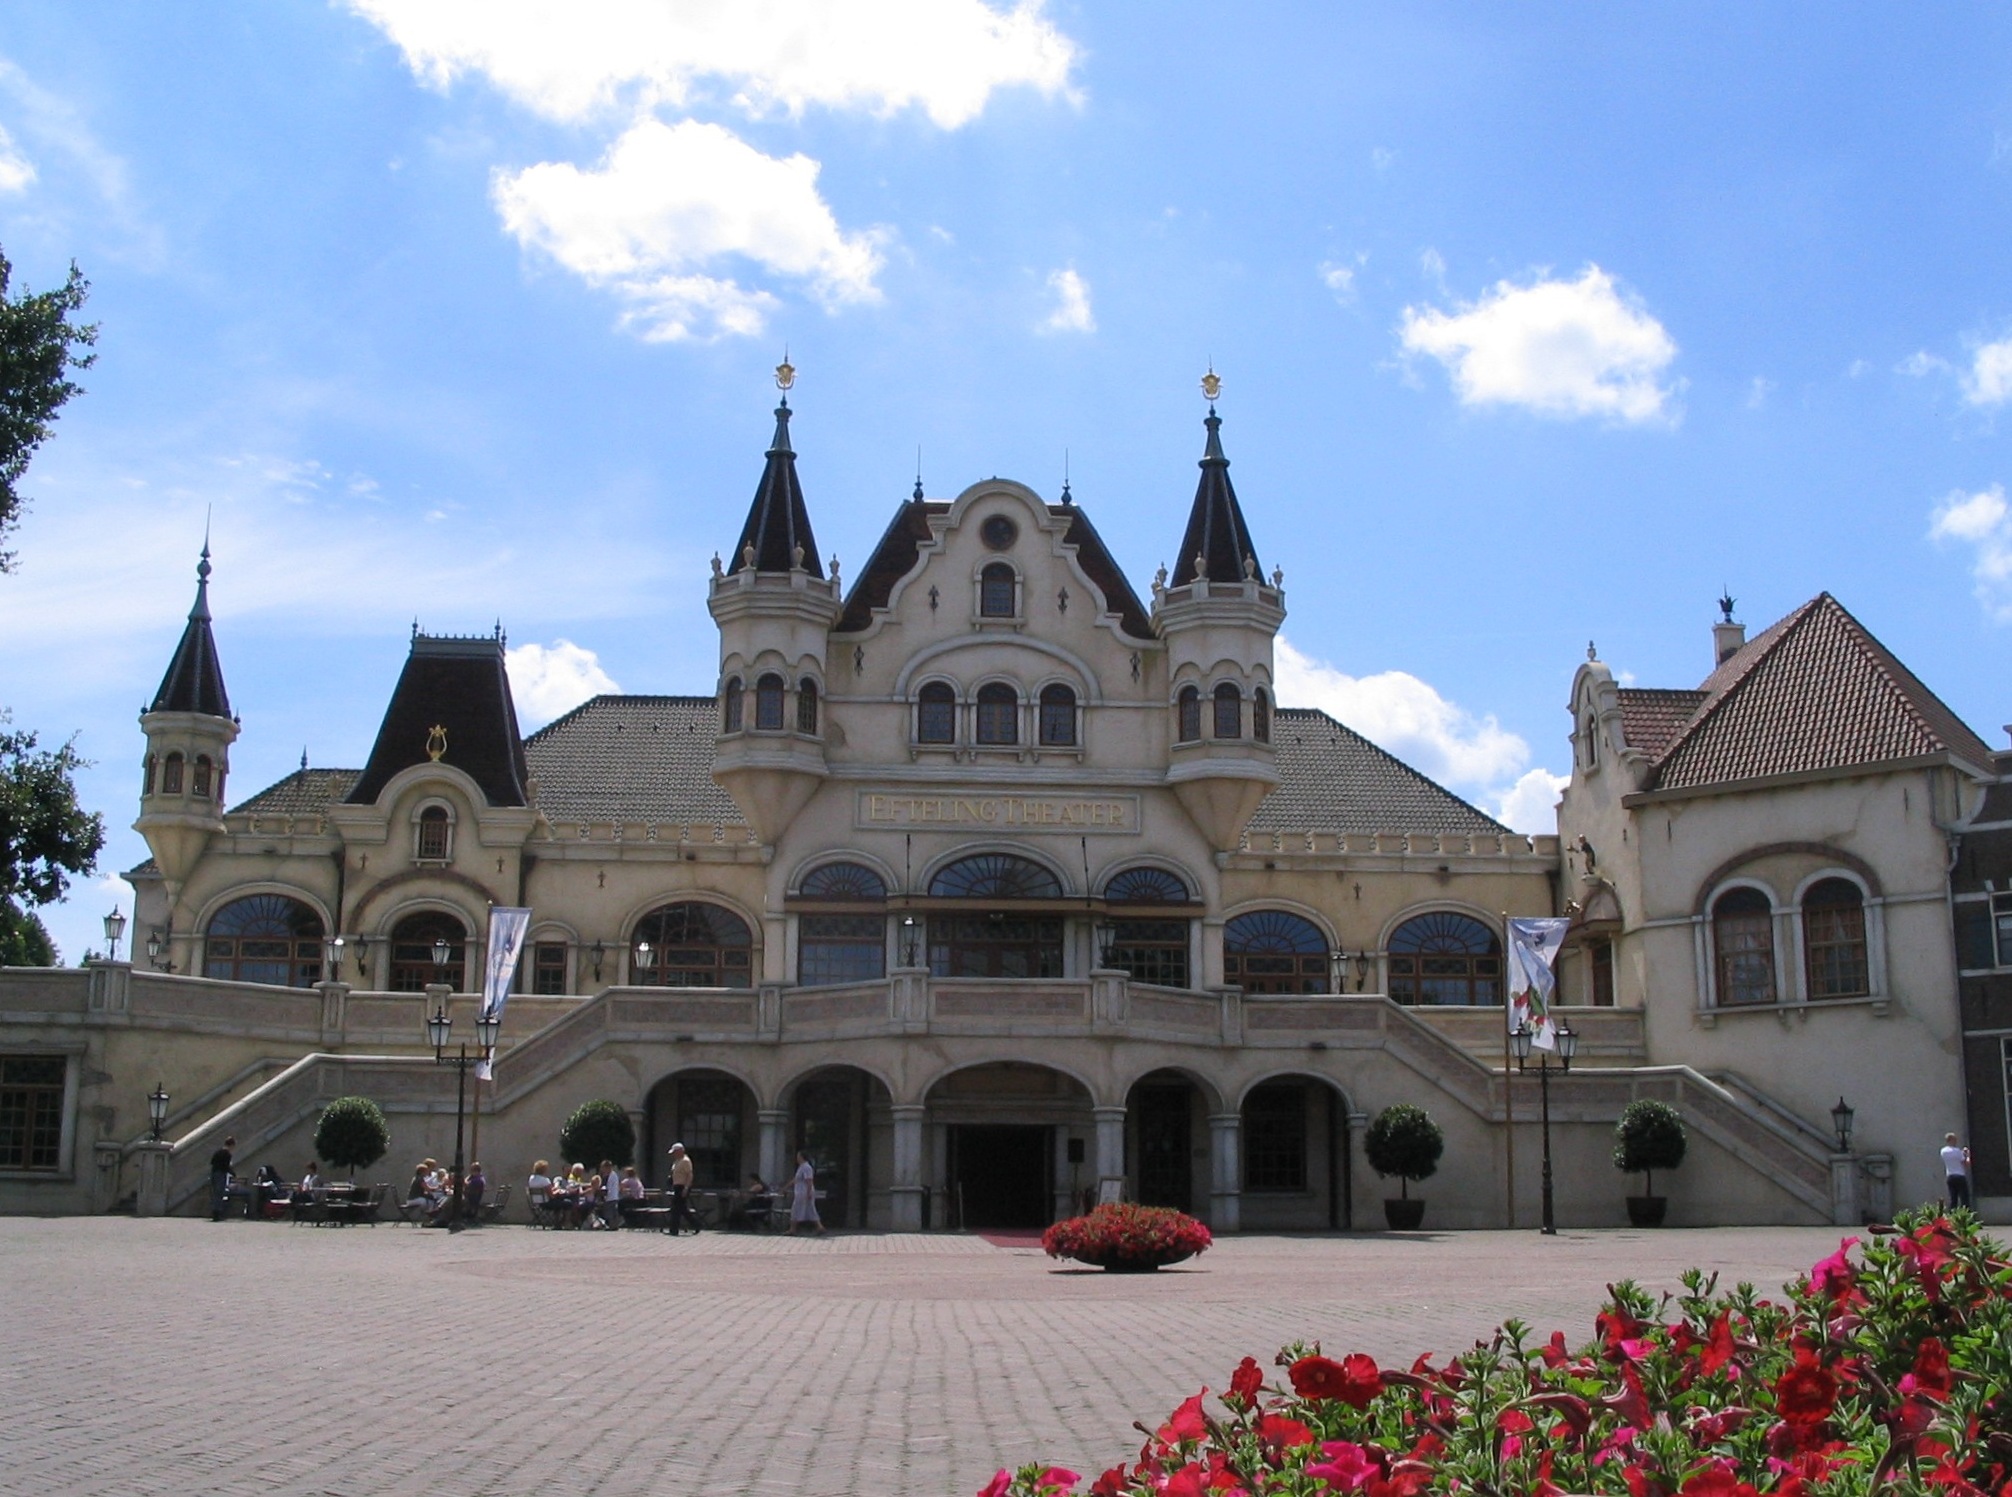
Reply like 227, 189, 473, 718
1507, 916, 1572, 1051
475, 907, 531, 1080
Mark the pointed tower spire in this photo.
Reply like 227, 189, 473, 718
1170, 372, 1261, 586
150, 543, 232, 718
729, 358, 824, 577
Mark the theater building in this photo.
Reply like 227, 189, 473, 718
1, 376, 1986, 1228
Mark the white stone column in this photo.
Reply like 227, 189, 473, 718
1829, 1153, 1859, 1227
889, 1104, 926, 1231
1207, 1111, 1242, 1233
1092, 1104, 1127, 1204
758, 1108, 790, 1192
135, 1141, 173, 1217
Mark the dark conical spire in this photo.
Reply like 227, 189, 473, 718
150, 544, 232, 717
729, 396, 824, 578
1169, 404, 1261, 586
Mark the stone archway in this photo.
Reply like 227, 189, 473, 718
923, 1061, 1094, 1230
644, 1067, 758, 1192
1237, 1073, 1353, 1232
779, 1064, 894, 1229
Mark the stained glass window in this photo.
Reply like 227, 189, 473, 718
1388, 911, 1501, 1006
205, 894, 327, 988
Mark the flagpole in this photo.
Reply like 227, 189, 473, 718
1502, 911, 1515, 1230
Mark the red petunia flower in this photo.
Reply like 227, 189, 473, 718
976, 1471, 1012, 1497
1677, 1458, 1759, 1497
1162, 1464, 1208, 1497
1256, 1414, 1314, 1463
1090, 1464, 1128, 1497
1698, 1313, 1736, 1376
1228, 1357, 1264, 1407
1335, 1353, 1385, 1409
1809, 1237, 1859, 1300
1289, 1355, 1348, 1401
1904, 1338, 1954, 1400
1160, 1392, 1209, 1445
1036, 1468, 1080, 1495
1773, 1353, 1838, 1427
1306, 1441, 1379, 1492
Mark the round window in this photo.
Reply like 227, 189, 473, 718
980, 515, 1018, 551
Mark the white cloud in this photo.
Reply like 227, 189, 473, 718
1898, 350, 1950, 379
1399, 265, 1679, 425
1318, 259, 1356, 304
1038, 266, 1093, 334
507, 639, 620, 726
1846, 359, 1871, 379
493, 116, 886, 341
1494, 768, 1569, 836
1930, 484, 2012, 621
346, 0, 1078, 129
1745, 376, 1774, 411
1965, 337, 2012, 407
0, 123, 35, 193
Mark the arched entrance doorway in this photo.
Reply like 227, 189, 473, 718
1239, 1074, 1352, 1231
782, 1065, 893, 1229
1124, 1069, 1218, 1216
645, 1068, 757, 1192
923, 1062, 1093, 1230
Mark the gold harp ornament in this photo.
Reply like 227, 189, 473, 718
425, 724, 448, 762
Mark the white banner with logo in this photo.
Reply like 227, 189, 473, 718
1507, 916, 1572, 1051
474, 907, 531, 1080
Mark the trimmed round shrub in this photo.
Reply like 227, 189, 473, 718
559, 1098, 635, 1169
1613, 1098, 1686, 1196
1042, 1203, 1212, 1271
1364, 1104, 1443, 1199
314, 1095, 389, 1179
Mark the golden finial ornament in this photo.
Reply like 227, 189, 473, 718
1200, 367, 1222, 403
774, 350, 795, 392
425, 724, 448, 762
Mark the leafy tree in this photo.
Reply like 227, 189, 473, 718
0, 716, 104, 963
1364, 1103, 1444, 1199
0, 251, 97, 571
1614, 1098, 1687, 1197
0, 898, 54, 966
559, 1099, 635, 1169
314, 1096, 390, 1180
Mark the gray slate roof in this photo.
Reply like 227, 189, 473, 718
223, 699, 1502, 837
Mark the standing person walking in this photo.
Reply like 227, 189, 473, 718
668, 1142, 698, 1235
208, 1135, 236, 1221
790, 1149, 823, 1235
1942, 1132, 1973, 1209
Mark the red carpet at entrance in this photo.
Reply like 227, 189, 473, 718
977, 1229, 1048, 1248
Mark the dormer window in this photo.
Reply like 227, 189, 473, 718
722, 677, 743, 733
979, 562, 1016, 618
162, 752, 184, 794
143, 754, 156, 795
976, 683, 1018, 745
1213, 683, 1242, 739
1177, 687, 1201, 743
917, 682, 956, 744
191, 755, 214, 799
1038, 684, 1077, 747
416, 805, 451, 862
755, 673, 786, 730
796, 678, 819, 735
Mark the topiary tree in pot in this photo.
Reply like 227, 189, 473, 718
1614, 1098, 1686, 1226
315, 1095, 389, 1180
559, 1099, 635, 1171
1365, 1103, 1443, 1230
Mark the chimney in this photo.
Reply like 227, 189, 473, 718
1713, 592, 1745, 666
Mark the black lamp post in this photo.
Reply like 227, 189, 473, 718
324, 936, 345, 983
146, 929, 165, 969
425, 996, 499, 1234
1831, 1097, 1855, 1154
1511, 1020, 1578, 1235
899, 914, 921, 968
635, 941, 652, 983
147, 1082, 169, 1143
1094, 918, 1118, 969
103, 908, 127, 962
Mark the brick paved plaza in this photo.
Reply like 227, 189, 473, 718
0, 1219, 1853, 1497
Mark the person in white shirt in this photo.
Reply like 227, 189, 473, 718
1941, 1132, 1972, 1209
299, 1161, 325, 1200
526, 1161, 553, 1206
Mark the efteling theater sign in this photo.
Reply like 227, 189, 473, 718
857, 792, 1142, 834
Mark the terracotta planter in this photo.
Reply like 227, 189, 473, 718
1626, 1195, 1668, 1227
1384, 1198, 1426, 1231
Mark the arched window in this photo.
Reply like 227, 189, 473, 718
1177, 687, 1201, 744
191, 755, 213, 799
142, 755, 155, 795
796, 678, 819, 735
162, 752, 184, 794
976, 683, 1018, 745
390, 911, 468, 992
722, 677, 743, 733
1224, 910, 1330, 994
1213, 683, 1242, 739
930, 854, 1063, 899
1713, 887, 1775, 1007
1388, 912, 1502, 1006
980, 562, 1016, 618
798, 862, 888, 900
1803, 878, 1869, 999
1252, 688, 1271, 744
204, 894, 325, 988
1103, 866, 1192, 904
415, 805, 451, 861
917, 682, 956, 744
754, 673, 786, 731
631, 902, 754, 988
1038, 684, 1077, 746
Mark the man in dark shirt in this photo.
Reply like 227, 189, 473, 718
209, 1135, 236, 1221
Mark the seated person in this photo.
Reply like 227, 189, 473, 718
463, 1162, 487, 1217
421, 1158, 447, 1204
527, 1160, 553, 1208
618, 1166, 645, 1224
406, 1163, 430, 1207
300, 1161, 325, 1200
731, 1174, 772, 1230
252, 1163, 285, 1214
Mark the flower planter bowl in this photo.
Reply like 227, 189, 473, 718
1626, 1194, 1668, 1227
1042, 1203, 1212, 1271
1383, 1198, 1427, 1231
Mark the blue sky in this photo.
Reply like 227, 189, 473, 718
2, 4, 2009, 962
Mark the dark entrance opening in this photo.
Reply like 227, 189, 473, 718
1134, 1082, 1193, 1212
948, 1124, 1051, 1228
794, 1072, 862, 1227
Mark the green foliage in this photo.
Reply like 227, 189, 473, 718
0, 714, 105, 925
313, 1095, 389, 1178
0, 250, 97, 571
0, 898, 54, 966
559, 1098, 634, 1169
1613, 1098, 1687, 1195
1363, 1104, 1443, 1198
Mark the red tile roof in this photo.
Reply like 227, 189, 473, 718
1616, 689, 1707, 761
